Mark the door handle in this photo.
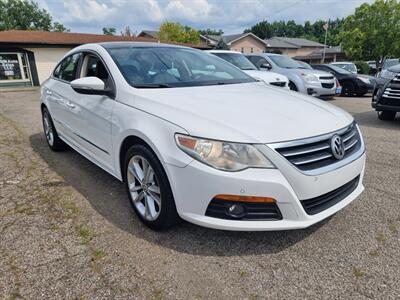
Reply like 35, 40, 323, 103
46, 90, 52, 95
66, 102, 75, 109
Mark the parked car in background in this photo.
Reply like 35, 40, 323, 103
372, 64, 400, 120
330, 62, 358, 74
381, 58, 400, 71
246, 53, 336, 99
312, 64, 374, 96
207, 50, 289, 88
41, 42, 365, 231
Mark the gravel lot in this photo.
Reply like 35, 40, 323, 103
0, 90, 399, 299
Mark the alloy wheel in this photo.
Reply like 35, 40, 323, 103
43, 112, 54, 146
127, 155, 161, 221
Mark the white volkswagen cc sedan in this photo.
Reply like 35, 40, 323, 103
41, 42, 366, 231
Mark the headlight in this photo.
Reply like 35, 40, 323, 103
175, 134, 275, 171
380, 69, 397, 80
301, 73, 319, 82
357, 76, 370, 84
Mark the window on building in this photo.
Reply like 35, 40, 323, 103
241, 47, 244, 53
250, 48, 254, 53
0, 53, 31, 83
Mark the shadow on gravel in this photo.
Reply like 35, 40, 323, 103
353, 110, 400, 130
30, 133, 327, 256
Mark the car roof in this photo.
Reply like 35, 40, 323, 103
206, 50, 242, 54
330, 62, 354, 65
99, 41, 190, 49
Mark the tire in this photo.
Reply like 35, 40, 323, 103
341, 81, 355, 96
123, 144, 179, 230
378, 111, 396, 121
289, 81, 298, 91
42, 107, 68, 151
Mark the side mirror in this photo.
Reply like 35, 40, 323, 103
259, 63, 272, 70
71, 77, 111, 96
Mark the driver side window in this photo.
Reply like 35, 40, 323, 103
80, 54, 112, 89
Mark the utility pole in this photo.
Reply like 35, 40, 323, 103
322, 21, 329, 63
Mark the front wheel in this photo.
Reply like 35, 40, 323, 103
123, 144, 179, 230
378, 111, 396, 121
288, 82, 298, 91
42, 107, 68, 151
341, 81, 355, 96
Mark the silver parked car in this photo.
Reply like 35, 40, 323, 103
246, 53, 337, 99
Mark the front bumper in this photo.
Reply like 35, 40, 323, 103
304, 82, 336, 98
372, 81, 400, 112
165, 148, 366, 231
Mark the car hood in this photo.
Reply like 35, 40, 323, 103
290, 68, 333, 77
243, 70, 288, 83
127, 82, 353, 143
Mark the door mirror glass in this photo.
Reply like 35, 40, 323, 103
71, 76, 108, 95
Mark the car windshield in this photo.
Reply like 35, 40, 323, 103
106, 46, 255, 88
212, 53, 257, 70
334, 63, 357, 73
268, 55, 306, 69
296, 61, 313, 69
328, 64, 352, 74
383, 59, 400, 70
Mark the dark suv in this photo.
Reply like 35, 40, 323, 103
372, 64, 400, 120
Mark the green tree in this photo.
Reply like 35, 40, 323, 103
102, 27, 116, 35
340, 0, 400, 67
0, 0, 68, 32
215, 39, 229, 50
52, 22, 69, 32
199, 28, 223, 36
159, 22, 200, 44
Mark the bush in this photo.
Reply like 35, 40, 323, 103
354, 61, 370, 74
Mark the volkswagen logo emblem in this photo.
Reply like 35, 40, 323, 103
330, 135, 345, 160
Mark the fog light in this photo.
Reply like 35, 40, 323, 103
227, 204, 245, 218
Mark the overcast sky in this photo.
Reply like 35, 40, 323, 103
37, 0, 374, 35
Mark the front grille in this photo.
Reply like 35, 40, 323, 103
392, 74, 400, 84
205, 199, 282, 221
270, 81, 286, 87
301, 175, 360, 215
322, 83, 334, 89
382, 87, 400, 100
273, 123, 361, 172
320, 76, 334, 80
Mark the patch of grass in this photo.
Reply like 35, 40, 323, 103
14, 203, 34, 215
60, 200, 80, 218
249, 292, 259, 300
375, 232, 385, 243
91, 249, 106, 260
368, 250, 379, 257
238, 270, 248, 277
75, 225, 92, 245
3, 152, 21, 169
353, 267, 364, 279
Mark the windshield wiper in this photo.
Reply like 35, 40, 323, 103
131, 83, 173, 88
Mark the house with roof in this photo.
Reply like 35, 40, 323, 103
0, 30, 207, 88
264, 37, 325, 57
293, 46, 345, 64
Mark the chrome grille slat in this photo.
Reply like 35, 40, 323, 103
271, 123, 363, 173
342, 130, 356, 142
292, 153, 333, 165
280, 143, 330, 157
344, 138, 358, 151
